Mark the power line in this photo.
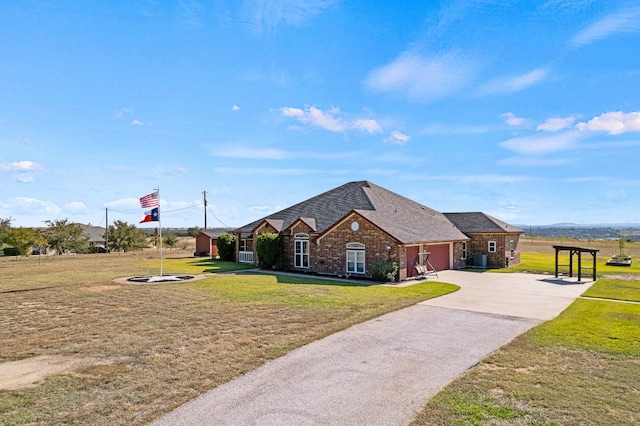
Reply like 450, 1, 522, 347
206, 204, 231, 228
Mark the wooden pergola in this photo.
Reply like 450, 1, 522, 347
553, 245, 599, 281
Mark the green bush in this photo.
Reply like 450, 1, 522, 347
3, 247, 18, 256
216, 234, 236, 261
255, 233, 282, 269
372, 260, 399, 282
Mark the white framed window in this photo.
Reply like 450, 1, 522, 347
510, 239, 515, 259
294, 233, 309, 268
462, 242, 467, 260
488, 241, 497, 253
239, 239, 247, 252
346, 242, 365, 274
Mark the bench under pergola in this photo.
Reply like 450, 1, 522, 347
553, 245, 599, 281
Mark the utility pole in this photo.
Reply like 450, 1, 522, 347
203, 190, 208, 231
105, 208, 109, 253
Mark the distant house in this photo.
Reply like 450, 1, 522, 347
195, 229, 232, 257
232, 181, 523, 280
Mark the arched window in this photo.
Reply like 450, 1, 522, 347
294, 233, 310, 268
346, 242, 365, 274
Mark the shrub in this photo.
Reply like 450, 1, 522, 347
255, 233, 282, 269
216, 234, 236, 261
372, 260, 399, 282
3, 247, 18, 256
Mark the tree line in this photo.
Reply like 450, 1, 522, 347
0, 217, 184, 256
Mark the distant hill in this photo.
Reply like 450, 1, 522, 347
519, 224, 640, 241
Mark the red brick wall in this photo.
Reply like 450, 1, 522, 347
466, 232, 521, 268
316, 213, 400, 279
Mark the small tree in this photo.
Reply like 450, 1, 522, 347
107, 220, 147, 252
0, 217, 12, 247
5, 227, 47, 257
255, 233, 282, 269
44, 219, 88, 254
216, 234, 236, 261
163, 233, 178, 251
187, 226, 202, 237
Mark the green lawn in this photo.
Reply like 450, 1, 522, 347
410, 265, 640, 425
0, 254, 459, 425
507, 252, 640, 276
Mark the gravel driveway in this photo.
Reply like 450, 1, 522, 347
151, 271, 592, 426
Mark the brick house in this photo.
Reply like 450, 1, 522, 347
233, 181, 522, 280
443, 212, 523, 268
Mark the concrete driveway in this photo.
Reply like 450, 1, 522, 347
151, 271, 592, 426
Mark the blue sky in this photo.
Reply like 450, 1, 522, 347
2, 0, 640, 229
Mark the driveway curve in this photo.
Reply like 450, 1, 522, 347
151, 271, 592, 426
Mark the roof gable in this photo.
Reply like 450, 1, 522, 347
235, 181, 374, 234
355, 182, 468, 243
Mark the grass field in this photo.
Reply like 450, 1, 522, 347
409, 238, 640, 426
0, 252, 457, 425
2, 237, 639, 425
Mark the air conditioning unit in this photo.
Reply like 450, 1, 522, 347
473, 253, 487, 269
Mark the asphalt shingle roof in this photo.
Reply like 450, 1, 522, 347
443, 212, 523, 234
235, 181, 469, 244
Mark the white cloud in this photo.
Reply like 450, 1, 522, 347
245, 0, 337, 34
575, 111, 640, 135
209, 145, 360, 161
365, 50, 481, 102
105, 198, 140, 209
433, 174, 537, 184
498, 156, 575, 167
178, 0, 204, 27
0, 161, 45, 172
384, 131, 410, 145
232, 104, 240, 111
65, 202, 88, 212
113, 107, 133, 120
537, 116, 577, 131
500, 112, 533, 128
421, 123, 496, 135
131, 119, 144, 125
570, 5, 640, 47
479, 67, 550, 94
3, 197, 61, 216
280, 106, 382, 135
213, 167, 330, 176
500, 131, 582, 154
1, 161, 45, 183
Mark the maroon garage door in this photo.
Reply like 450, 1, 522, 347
425, 244, 450, 271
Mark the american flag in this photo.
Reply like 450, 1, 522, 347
140, 191, 159, 208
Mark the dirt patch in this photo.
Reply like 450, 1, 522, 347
0, 355, 117, 390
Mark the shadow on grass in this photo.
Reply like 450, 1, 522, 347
242, 270, 380, 287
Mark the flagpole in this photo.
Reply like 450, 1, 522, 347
156, 187, 163, 277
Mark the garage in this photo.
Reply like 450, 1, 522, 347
424, 243, 450, 271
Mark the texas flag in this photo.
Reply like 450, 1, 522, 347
140, 207, 159, 223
